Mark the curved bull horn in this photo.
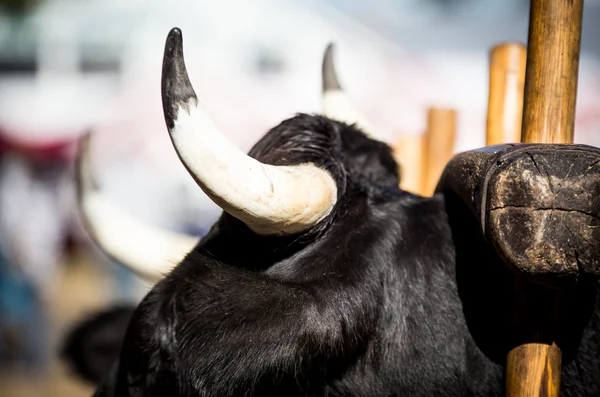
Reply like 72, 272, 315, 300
162, 28, 337, 236
75, 133, 199, 282
322, 43, 375, 137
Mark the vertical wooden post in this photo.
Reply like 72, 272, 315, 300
520, 0, 584, 144
505, 283, 564, 397
423, 108, 457, 196
486, 43, 527, 145
505, 0, 584, 396
393, 134, 425, 195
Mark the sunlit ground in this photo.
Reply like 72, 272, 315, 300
0, 249, 122, 397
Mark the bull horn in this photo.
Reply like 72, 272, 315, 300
75, 132, 199, 282
322, 43, 375, 137
162, 28, 337, 236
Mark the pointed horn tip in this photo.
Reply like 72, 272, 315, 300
325, 42, 335, 55
162, 26, 198, 130
169, 27, 183, 38
322, 42, 341, 92
164, 27, 185, 59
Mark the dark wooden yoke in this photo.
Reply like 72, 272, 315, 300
439, 145, 600, 397
440, 143, 600, 287
438, 0, 591, 395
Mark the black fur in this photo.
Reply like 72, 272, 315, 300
63, 114, 600, 396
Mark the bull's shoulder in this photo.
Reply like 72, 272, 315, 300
115, 279, 186, 396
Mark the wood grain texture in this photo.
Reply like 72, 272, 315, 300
506, 343, 562, 397
521, 0, 583, 144
486, 43, 527, 146
423, 108, 457, 196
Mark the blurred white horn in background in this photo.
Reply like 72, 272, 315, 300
75, 132, 199, 282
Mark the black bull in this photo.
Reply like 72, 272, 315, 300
62, 37, 600, 397
63, 115, 600, 396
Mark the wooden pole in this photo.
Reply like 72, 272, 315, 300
393, 134, 425, 195
486, 43, 527, 145
520, 0, 583, 144
505, 0, 584, 396
423, 108, 457, 196
505, 282, 564, 397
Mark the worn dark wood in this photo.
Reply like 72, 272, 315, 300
521, 0, 583, 144
486, 43, 527, 146
439, 144, 600, 286
485, 146, 600, 283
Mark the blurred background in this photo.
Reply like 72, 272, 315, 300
0, 0, 599, 395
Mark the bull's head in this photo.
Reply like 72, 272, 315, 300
76, 27, 393, 281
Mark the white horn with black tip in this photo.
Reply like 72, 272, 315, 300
162, 28, 337, 236
75, 133, 199, 282
322, 43, 375, 137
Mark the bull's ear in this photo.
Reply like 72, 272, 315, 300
75, 132, 199, 282
61, 305, 135, 384
438, 143, 600, 287
321, 43, 376, 138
